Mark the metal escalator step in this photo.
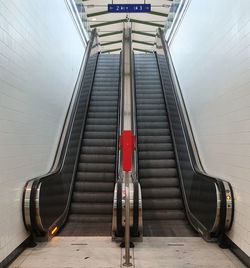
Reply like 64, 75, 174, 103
136, 93, 163, 98
142, 187, 181, 198
84, 131, 116, 139
136, 99, 165, 105
70, 202, 113, 214
72, 192, 114, 203
138, 143, 173, 152
137, 115, 167, 122
139, 151, 175, 160
90, 100, 118, 106
142, 220, 195, 237
143, 210, 185, 220
92, 87, 118, 91
137, 122, 169, 129
93, 82, 119, 87
91, 92, 118, 97
85, 124, 116, 132
94, 74, 120, 78
139, 168, 177, 178
139, 159, 176, 169
68, 214, 111, 223
138, 129, 170, 136
136, 104, 166, 110
76, 171, 115, 182
79, 154, 115, 163
138, 135, 171, 143
90, 94, 117, 99
82, 138, 116, 147
136, 110, 166, 116
81, 146, 116, 155
74, 181, 114, 192
135, 82, 162, 87
94, 80, 119, 85
87, 112, 117, 119
86, 118, 117, 125
78, 163, 115, 172
88, 106, 117, 112
135, 73, 160, 77
140, 177, 179, 188
143, 198, 183, 210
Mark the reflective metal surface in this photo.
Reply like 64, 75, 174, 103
112, 24, 142, 267
223, 181, 233, 231
23, 181, 33, 230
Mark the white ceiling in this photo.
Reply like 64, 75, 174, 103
75, 0, 179, 53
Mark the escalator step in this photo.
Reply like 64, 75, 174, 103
142, 187, 181, 198
143, 198, 183, 210
88, 106, 117, 112
139, 159, 176, 169
137, 115, 168, 122
78, 163, 115, 172
79, 154, 115, 163
140, 177, 179, 188
82, 138, 116, 147
139, 151, 175, 160
138, 129, 170, 136
74, 181, 114, 192
76, 171, 115, 182
90, 100, 118, 106
72, 192, 113, 203
71, 202, 113, 214
85, 124, 117, 132
86, 118, 117, 125
136, 109, 166, 116
84, 131, 116, 139
138, 143, 173, 152
81, 146, 116, 155
143, 210, 186, 220
138, 135, 172, 143
68, 214, 111, 223
139, 168, 178, 178
137, 122, 169, 129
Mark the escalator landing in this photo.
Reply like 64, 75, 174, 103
10, 237, 245, 268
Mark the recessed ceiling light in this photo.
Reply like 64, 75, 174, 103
91, 17, 97, 21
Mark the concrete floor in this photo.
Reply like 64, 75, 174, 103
9, 237, 246, 268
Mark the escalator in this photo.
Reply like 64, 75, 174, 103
60, 54, 120, 236
131, 29, 234, 241
22, 26, 233, 247
23, 30, 122, 239
134, 54, 195, 237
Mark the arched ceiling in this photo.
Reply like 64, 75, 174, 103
75, 0, 179, 53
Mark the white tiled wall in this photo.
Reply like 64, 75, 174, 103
0, 0, 85, 263
169, 0, 250, 257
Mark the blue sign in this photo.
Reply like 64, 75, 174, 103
108, 4, 151, 13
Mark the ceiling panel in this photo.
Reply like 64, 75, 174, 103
75, 0, 180, 53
